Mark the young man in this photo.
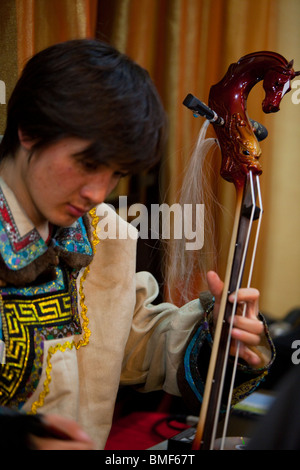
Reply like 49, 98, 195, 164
0, 39, 273, 450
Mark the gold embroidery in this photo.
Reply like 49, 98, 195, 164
30, 340, 75, 414
0, 291, 74, 406
231, 370, 269, 407
30, 208, 100, 414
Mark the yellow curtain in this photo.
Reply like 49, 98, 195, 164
97, 0, 300, 318
0, 0, 98, 130
1, 0, 299, 318
0, 0, 19, 133
16, 0, 98, 72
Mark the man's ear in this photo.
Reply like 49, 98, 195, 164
18, 128, 36, 150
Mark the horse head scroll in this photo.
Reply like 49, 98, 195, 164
208, 51, 300, 187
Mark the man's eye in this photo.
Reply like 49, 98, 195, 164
114, 171, 128, 179
80, 160, 98, 171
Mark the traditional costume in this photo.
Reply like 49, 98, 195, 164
0, 178, 273, 449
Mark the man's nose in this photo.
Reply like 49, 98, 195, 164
80, 171, 117, 205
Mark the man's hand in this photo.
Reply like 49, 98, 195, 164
28, 414, 96, 450
207, 270, 267, 368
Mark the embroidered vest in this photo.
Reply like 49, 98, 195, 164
0, 185, 93, 409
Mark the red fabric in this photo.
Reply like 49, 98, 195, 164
105, 412, 190, 450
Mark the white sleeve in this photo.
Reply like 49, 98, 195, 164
120, 271, 203, 396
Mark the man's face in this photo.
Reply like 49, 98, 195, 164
17, 137, 125, 228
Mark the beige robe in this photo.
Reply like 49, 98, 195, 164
22, 203, 203, 449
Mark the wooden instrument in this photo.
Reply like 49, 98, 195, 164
183, 52, 300, 450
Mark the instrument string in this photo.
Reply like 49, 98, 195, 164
203, 172, 257, 449
220, 173, 264, 449
209, 172, 255, 448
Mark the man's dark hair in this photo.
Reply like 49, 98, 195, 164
0, 39, 167, 172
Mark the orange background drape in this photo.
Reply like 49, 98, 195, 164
0, 0, 299, 319
15, 0, 98, 72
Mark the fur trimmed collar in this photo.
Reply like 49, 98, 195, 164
0, 178, 93, 286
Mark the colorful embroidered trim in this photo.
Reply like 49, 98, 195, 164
0, 185, 92, 271
0, 272, 80, 408
30, 208, 100, 414
184, 309, 272, 412
184, 319, 212, 404
53, 217, 93, 257
0, 187, 46, 270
